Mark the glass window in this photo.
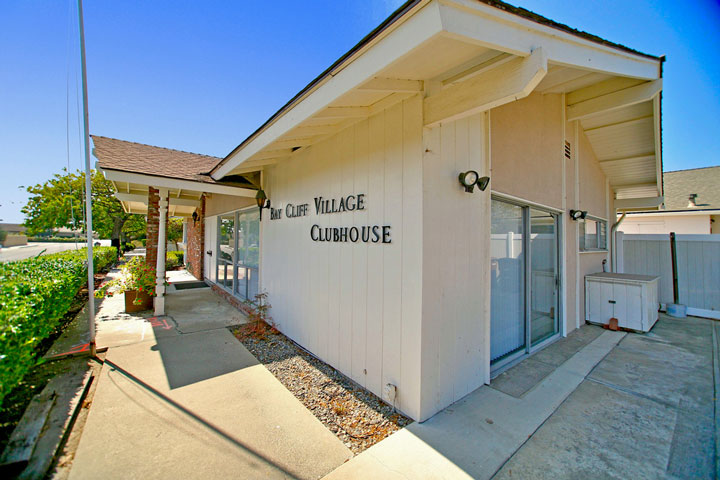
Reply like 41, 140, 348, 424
216, 208, 260, 301
579, 217, 607, 251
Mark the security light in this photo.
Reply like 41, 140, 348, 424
255, 189, 271, 220
459, 171, 479, 192
569, 209, 587, 221
458, 171, 490, 193
477, 176, 490, 191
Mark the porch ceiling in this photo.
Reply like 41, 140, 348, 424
563, 76, 663, 203
110, 182, 204, 218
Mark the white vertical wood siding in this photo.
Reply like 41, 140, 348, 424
261, 96, 424, 419
420, 112, 491, 420
204, 215, 217, 282
620, 233, 720, 314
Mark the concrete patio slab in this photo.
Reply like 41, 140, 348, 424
69, 328, 352, 480
491, 325, 604, 398
324, 330, 625, 480
494, 314, 715, 479
95, 287, 246, 349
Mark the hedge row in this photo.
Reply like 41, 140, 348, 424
0, 247, 117, 406
166, 250, 184, 270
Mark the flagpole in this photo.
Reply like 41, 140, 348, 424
77, 0, 96, 356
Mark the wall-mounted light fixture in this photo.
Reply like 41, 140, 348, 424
458, 170, 490, 193
569, 209, 587, 221
192, 211, 199, 225
255, 189, 271, 220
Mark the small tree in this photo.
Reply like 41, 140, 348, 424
22, 168, 146, 246
167, 218, 184, 251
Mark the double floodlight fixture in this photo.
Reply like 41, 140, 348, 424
569, 209, 587, 221
458, 170, 490, 193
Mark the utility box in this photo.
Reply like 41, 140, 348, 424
585, 272, 660, 332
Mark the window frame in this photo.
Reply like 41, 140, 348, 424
579, 216, 608, 252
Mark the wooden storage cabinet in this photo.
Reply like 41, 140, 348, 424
585, 273, 660, 332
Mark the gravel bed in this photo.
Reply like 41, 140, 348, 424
233, 324, 412, 453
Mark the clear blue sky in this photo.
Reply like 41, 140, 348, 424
1, 0, 718, 223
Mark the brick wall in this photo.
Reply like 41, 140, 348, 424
146, 187, 168, 275
210, 284, 254, 317
146, 187, 160, 270
186, 195, 205, 279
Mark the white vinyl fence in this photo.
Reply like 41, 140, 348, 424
617, 233, 720, 319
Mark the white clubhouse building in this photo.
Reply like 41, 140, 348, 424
95, 0, 664, 421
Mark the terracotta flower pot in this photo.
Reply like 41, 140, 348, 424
124, 290, 154, 313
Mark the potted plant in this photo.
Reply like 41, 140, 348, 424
95, 257, 162, 313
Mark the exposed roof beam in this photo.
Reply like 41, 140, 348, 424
249, 149, 293, 161
358, 77, 423, 92
567, 79, 662, 121
424, 47, 547, 127
115, 192, 201, 207
314, 106, 370, 119
270, 137, 320, 149
284, 125, 342, 138
442, 52, 513, 86
598, 154, 655, 164
615, 196, 664, 210
584, 115, 654, 133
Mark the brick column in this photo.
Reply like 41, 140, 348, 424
146, 187, 169, 274
186, 195, 205, 279
146, 187, 160, 269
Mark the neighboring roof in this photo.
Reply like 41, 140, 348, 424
212, 0, 661, 176
92, 135, 222, 184
0, 223, 26, 233
662, 166, 720, 211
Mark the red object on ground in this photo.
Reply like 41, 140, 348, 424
608, 317, 619, 331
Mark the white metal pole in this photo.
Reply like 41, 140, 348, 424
78, 0, 96, 356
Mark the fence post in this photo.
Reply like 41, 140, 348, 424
670, 232, 679, 305
615, 231, 624, 273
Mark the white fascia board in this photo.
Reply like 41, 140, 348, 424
103, 169, 256, 198
625, 209, 720, 217
115, 192, 201, 207
438, 0, 660, 80
212, 1, 443, 179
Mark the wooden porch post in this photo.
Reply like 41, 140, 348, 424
154, 188, 169, 315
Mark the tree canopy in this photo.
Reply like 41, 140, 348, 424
22, 168, 145, 241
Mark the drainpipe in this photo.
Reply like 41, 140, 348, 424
610, 212, 626, 272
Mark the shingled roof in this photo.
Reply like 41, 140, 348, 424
92, 135, 222, 184
662, 166, 720, 211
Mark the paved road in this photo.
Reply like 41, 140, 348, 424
0, 241, 108, 262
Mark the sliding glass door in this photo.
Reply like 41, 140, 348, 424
490, 201, 526, 363
491, 198, 560, 368
216, 208, 260, 301
529, 209, 559, 345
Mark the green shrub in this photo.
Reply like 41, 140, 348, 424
166, 250, 184, 270
0, 247, 117, 406
27, 236, 87, 243
0, 230, 7, 244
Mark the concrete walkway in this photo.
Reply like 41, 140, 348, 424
69, 288, 352, 479
325, 314, 716, 479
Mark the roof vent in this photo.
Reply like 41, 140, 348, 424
688, 193, 698, 208
564, 141, 571, 160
